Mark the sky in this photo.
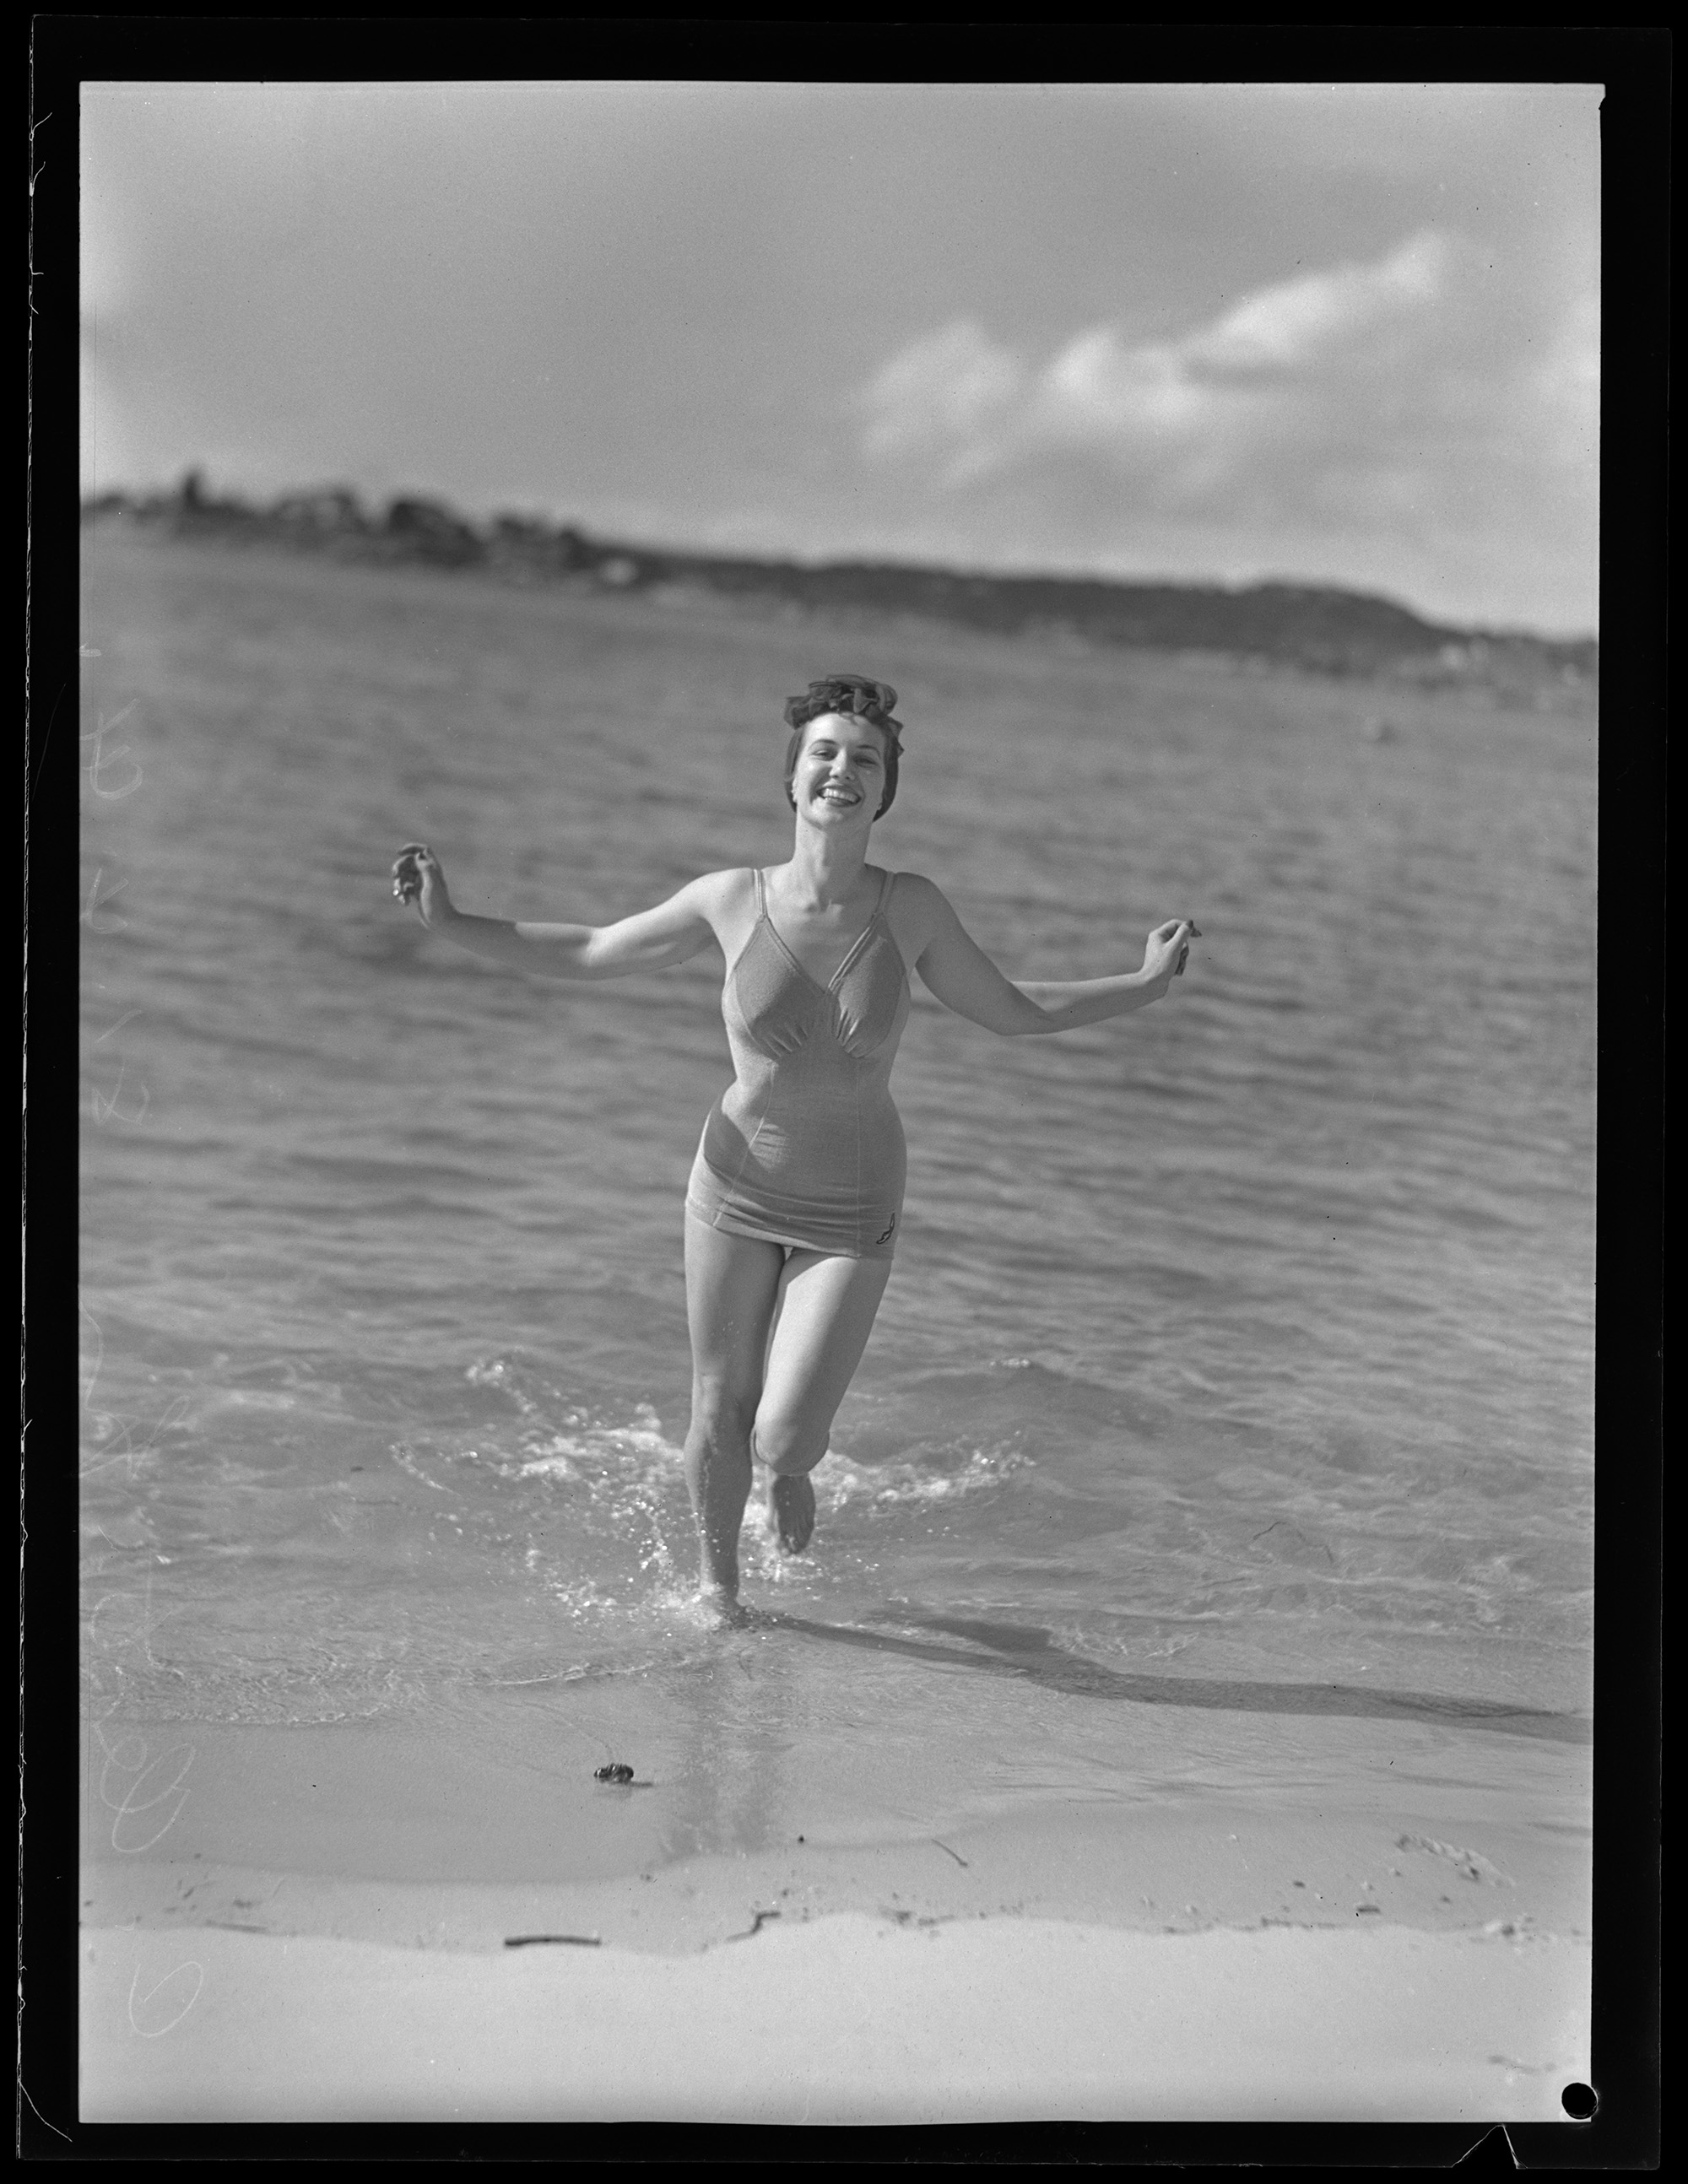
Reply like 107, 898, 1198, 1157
79, 81, 1601, 635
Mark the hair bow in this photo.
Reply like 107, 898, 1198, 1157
783, 674, 903, 736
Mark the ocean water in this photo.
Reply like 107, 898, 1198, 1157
79, 533, 1596, 1757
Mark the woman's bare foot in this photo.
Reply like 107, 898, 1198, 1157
766, 1471, 816, 1553
695, 1582, 749, 1630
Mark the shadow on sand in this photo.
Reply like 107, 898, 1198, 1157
762, 1609, 1589, 1746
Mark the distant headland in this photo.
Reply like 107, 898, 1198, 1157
84, 473, 1596, 708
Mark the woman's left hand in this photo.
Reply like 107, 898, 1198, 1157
1142, 917, 1202, 989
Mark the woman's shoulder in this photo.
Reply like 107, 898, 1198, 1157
880, 869, 950, 952
680, 865, 760, 906
674, 865, 760, 940
882, 868, 946, 913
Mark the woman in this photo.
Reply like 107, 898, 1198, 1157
392, 673, 1198, 1621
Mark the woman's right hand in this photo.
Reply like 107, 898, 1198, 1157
392, 843, 453, 926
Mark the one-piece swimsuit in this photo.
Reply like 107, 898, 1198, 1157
685, 866, 912, 1260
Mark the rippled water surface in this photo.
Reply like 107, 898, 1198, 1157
79, 536, 1596, 1739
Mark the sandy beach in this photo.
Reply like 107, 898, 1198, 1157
80, 1671, 1589, 2124
82, 1915, 1587, 2126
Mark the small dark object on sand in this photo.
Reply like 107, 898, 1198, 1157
594, 1762, 635, 1784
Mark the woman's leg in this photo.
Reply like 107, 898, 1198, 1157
754, 1249, 893, 1551
682, 1217, 786, 1606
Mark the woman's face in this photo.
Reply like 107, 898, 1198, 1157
792, 712, 888, 826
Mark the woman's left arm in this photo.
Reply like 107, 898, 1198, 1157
906, 876, 1198, 1036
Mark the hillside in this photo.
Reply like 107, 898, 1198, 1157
84, 475, 1597, 706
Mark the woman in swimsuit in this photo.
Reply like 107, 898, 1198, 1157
392, 674, 1198, 1621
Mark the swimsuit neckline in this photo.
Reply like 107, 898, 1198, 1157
751, 867, 897, 996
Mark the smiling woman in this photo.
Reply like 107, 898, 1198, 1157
392, 673, 1198, 1619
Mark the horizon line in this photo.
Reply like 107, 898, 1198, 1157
82, 472, 1599, 651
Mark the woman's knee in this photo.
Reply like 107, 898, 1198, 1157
690, 1375, 760, 1446
751, 1408, 830, 1475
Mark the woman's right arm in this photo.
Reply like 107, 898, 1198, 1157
391, 844, 723, 981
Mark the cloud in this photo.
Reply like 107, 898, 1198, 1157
1522, 289, 1599, 473
858, 320, 1028, 473
853, 227, 1599, 552
1178, 229, 1451, 380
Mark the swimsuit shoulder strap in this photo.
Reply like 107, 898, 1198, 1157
727, 868, 771, 981
876, 867, 910, 976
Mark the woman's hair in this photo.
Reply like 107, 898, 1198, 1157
781, 675, 904, 818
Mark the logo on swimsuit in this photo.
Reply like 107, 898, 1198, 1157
876, 1221, 895, 1245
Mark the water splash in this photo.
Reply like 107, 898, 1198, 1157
820, 1440, 1031, 1511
